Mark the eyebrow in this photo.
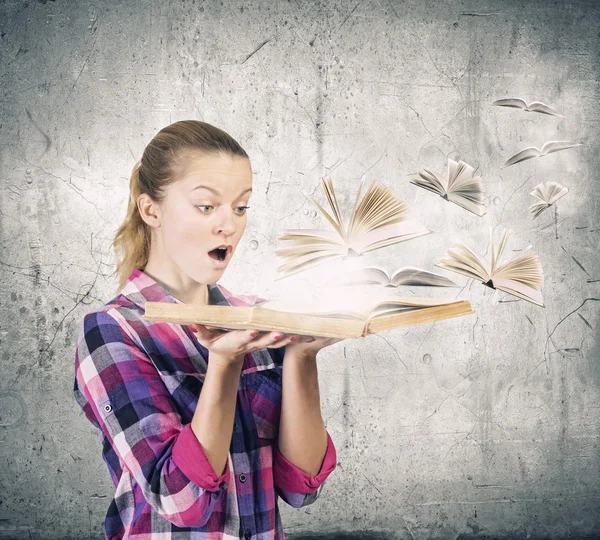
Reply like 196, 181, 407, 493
191, 185, 252, 197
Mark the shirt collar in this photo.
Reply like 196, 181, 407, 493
121, 267, 231, 308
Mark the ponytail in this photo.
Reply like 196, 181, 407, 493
111, 161, 150, 293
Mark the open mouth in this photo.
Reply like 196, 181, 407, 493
208, 245, 231, 262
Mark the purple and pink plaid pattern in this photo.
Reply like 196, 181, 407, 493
74, 268, 336, 539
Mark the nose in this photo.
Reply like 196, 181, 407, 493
213, 207, 237, 236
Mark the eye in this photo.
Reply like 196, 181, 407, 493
235, 205, 250, 215
197, 205, 214, 214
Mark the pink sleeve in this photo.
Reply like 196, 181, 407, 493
273, 431, 337, 493
172, 423, 230, 491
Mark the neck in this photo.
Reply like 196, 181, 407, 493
144, 255, 210, 305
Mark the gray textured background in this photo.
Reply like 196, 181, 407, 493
1, 0, 599, 539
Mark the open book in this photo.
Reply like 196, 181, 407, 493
275, 176, 431, 280
491, 98, 562, 117
324, 265, 458, 288
502, 141, 582, 167
434, 227, 544, 307
529, 181, 569, 219
410, 158, 486, 217
142, 293, 475, 339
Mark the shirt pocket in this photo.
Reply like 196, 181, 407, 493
244, 368, 282, 441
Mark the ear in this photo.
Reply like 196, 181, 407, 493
138, 193, 161, 229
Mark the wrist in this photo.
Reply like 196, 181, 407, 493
284, 348, 318, 362
208, 351, 245, 370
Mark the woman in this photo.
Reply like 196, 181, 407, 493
73, 120, 342, 539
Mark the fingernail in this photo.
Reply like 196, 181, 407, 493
290, 336, 299, 341
250, 331, 259, 337
275, 334, 283, 340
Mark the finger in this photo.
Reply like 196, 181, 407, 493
190, 323, 214, 339
190, 323, 227, 342
249, 330, 288, 348
243, 328, 265, 344
267, 333, 301, 348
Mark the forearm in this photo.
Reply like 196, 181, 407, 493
278, 351, 328, 476
190, 354, 243, 477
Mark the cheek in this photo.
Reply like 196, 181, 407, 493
181, 215, 213, 248
163, 206, 207, 246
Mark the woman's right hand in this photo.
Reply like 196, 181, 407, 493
189, 324, 298, 367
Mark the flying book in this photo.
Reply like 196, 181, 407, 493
529, 181, 569, 219
434, 227, 544, 307
502, 141, 582, 167
324, 265, 458, 288
142, 292, 475, 339
410, 158, 486, 217
491, 98, 562, 117
274, 176, 431, 280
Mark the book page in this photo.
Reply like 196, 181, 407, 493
548, 182, 568, 204
277, 228, 346, 243
414, 168, 447, 194
540, 141, 581, 155
329, 265, 391, 286
492, 249, 543, 288
275, 241, 348, 257
451, 243, 491, 279
446, 191, 486, 216
504, 147, 543, 166
492, 277, 544, 307
321, 176, 346, 236
447, 160, 475, 192
349, 183, 409, 242
366, 300, 475, 333
302, 193, 347, 240
390, 266, 457, 287
354, 219, 430, 253
347, 178, 369, 239
276, 252, 345, 279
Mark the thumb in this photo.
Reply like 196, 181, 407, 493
190, 323, 226, 341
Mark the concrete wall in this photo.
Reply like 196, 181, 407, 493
1, 0, 599, 538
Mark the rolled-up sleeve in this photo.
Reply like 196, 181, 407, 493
273, 430, 337, 508
75, 309, 228, 528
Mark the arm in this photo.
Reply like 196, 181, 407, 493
273, 348, 337, 508
75, 309, 241, 528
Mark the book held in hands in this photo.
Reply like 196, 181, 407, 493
142, 289, 475, 339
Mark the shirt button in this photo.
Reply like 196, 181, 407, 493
239, 473, 246, 483
244, 531, 252, 540
103, 403, 112, 413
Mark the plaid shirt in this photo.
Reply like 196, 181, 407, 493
73, 268, 336, 539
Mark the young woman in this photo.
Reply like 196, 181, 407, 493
73, 120, 342, 539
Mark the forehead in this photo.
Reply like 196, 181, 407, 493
175, 152, 252, 192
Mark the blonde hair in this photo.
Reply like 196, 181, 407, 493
111, 120, 249, 293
